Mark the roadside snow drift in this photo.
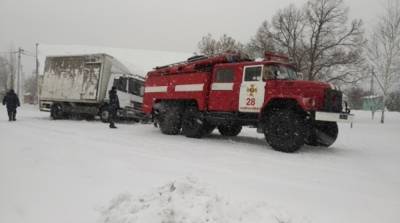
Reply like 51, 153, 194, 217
1, 106, 400, 223
100, 177, 302, 223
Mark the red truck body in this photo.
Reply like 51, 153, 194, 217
143, 53, 353, 152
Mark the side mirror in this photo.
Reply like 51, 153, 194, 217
140, 86, 145, 96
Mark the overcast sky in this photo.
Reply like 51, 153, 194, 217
0, 0, 384, 74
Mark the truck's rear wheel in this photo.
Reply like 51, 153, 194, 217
182, 106, 206, 138
306, 121, 338, 147
217, 124, 242, 136
100, 106, 109, 123
264, 109, 305, 153
50, 103, 65, 120
158, 105, 182, 135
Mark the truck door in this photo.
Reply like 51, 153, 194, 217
113, 76, 130, 108
128, 77, 144, 110
239, 65, 265, 113
208, 67, 238, 111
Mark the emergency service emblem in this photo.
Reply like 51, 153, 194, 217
247, 84, 257, 97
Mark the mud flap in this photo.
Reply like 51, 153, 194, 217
306, 121, 338, 147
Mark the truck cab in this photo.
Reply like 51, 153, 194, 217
100, 74, 145, 122
143, 52, 353, 153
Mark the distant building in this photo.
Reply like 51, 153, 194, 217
362, 95, 384, 111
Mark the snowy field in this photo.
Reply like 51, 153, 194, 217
0, 105, 399, 223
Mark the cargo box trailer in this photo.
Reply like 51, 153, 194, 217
39, 54, 145, 121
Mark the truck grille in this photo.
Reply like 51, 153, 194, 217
324, 89, 343, 112
132, 101, 143, 111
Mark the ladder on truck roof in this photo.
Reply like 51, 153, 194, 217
152, 52, 250, 75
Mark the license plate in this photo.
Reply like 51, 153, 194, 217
339, 114, 348, 120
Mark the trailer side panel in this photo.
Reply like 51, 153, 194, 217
41, 55, 103, 102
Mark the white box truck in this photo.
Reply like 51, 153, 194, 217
39, 54, 145, 121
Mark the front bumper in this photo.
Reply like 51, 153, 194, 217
315, 111, 354, 123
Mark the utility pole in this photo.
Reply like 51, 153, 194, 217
370, 72, 374, 95
35, 43, 39, 104
370, 69, 375, 120
17, 48, 23, 98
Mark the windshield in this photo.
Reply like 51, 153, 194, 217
263, 64, 297, 81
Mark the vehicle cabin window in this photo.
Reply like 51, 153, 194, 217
263, 65, 278, 81
215, 69, 234, 83
115, 77, 127, 92
263, 65, 297, 81
113, 78, 118, 88
244, 66, 262, 81
128, 78, 143, 96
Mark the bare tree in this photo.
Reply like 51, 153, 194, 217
247, 21, 276, 58
304, 0, 365, 82
217, 34, 239, 52
271, 4, 307, 73
0, 49, 17, 93
367, 0, 400, 123
0, 56, 9, 92
198, 33, 218, 55
24, 73, 38, 100
198, 33, 244, 56
250, 0, 365, 83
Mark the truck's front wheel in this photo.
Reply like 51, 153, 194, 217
218, 124, 242, 136
264, 109, 305, 153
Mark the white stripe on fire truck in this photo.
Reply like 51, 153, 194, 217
144, 86, 168, 93
211, 83, 234, 91
174, 84, 204, 92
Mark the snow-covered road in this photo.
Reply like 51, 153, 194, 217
0, 106, 399, 223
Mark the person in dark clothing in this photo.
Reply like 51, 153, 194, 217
108, 86, 120, 128
2, 89, 20, 121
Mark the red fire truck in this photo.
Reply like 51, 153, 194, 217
142, 52, 353, 152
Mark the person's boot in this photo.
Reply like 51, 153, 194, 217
12, 112, 16, 121
7, 112, 12, 121
109, 123, 117, 129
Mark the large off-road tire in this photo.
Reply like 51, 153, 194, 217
264, 109, 305, 153
181, 106, 206, 138
100, 106, 110, 123
305, 121, 338, 147
50, 103, 65, 120
158, 105, 182, 135
217, 124, 242, 137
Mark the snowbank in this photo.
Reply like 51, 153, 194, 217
100, 177, 302, 223
1, 107, 400, 223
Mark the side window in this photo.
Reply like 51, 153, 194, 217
263, 65, 278, 81
215, 69, 234, 83
244, 66, 262, 81
128, 78, 143, 96
117, 77, 127, 92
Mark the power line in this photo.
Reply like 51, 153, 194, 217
21, 52, 35, 57
0, 51, 19, 54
